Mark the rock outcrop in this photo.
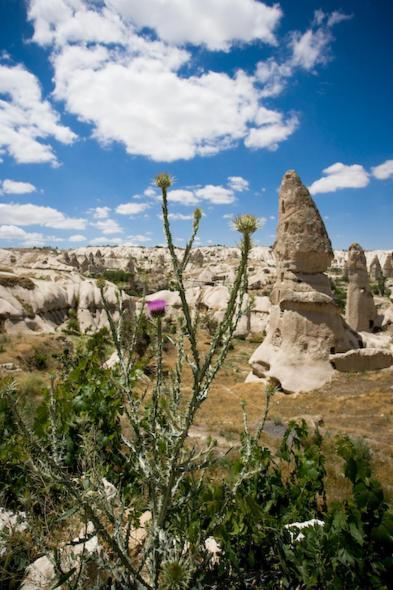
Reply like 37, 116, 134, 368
383, 252, 393, 279
247, 170, 362, 393
369, 255, 383, 282
346, 243, 377, 332
0, 272, 134, 335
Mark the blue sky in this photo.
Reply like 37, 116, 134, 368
0, 0, 392, 250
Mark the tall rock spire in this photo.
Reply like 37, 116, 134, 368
274, 170, 333, 273
247, 170, 361, 393
346, 243, 376, 332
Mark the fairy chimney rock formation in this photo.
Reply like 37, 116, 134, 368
80, 256, 89, 273
69, 253, 79, 269
346, 243, 377, 332
369, 255, 383, 282
192, 250, 204, 267
274, 170, 333, 274
247, 170, 361, 393
383, 253, 393, 279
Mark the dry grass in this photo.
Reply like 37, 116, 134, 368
3, 330, 392, 503
162, 330, 393, 502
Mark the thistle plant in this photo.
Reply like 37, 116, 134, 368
0, 173, 258, 589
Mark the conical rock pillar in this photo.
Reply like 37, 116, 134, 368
247, 170, 361, 393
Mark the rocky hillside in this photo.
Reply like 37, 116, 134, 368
0, 245, 392, 337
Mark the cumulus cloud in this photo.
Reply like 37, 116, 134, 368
309, 163, 370, 195
0, 202, 86, 229
1, 179, 37, 195
89, 233, 151, 245
115, 202, 150, 215
106, 0, 282, 50
0, 63, 76, 165
165, 213, 195, 221
0, 224, 64, 246
195, 185, 235, 204
145, 182, 237, 206
91, 206, 111, 219
245, 113, 299, 150
93, 218, 123, 234
166, 190, 199, 206
89, 236, 124, 246
255, 10, 351, 97
371, 159, 393, 180
227, 176, 249, 192
69, 234, 86, 242
26, 0, 298, 162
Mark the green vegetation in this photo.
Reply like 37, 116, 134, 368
63, 308, 80, 335
0, 275, 35, 290
0, 176, 391, 589
330, 279, 347, 312
101, 268, 134, 285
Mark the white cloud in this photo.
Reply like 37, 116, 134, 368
115, 202, 150, 215
29, 0, 130, 46
91, 206, 111, 219
89, 233, 151, 246
0, 202, 86, 229
309, 163, 370, 195
89, 236, 124, 246
69, 234, 86, 242
255, 10, 351, 96
1, 179, 37, 195
106, 0, 282, 50
245, 113, 298, 150
127, 233, 152, 243
227, 176, 249, 192
93, 218, 123, 234
0, 225, 39, 240
0, 63, 76, 165
26, 1, 297, 162
167, 190, 199, 206
371, 159, 393, 180
327, 11, 352, 27
144, 187, 157, 198
51, 43, 263, 161
290, 28, 332, 71
149, 182, 236, 206
195, 185, 235, 204
0, 224, 65, 246
165, 213, 195, 221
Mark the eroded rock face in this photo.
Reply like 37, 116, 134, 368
247, 170, 361, 393
274, 170, 334, 273
369, 255, 383, 282
346, 243, 377, 332
0, 274, 133, 335
383, 252, 393, 279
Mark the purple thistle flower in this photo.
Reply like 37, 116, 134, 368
146, 299, 167, 318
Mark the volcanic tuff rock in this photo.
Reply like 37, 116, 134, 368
346, 243, 377, 332
369, 255, 383, 282
383, 252, 393, 279
273, 170, 333, 273
247, 170, 362, 393
0, 271, 133, 335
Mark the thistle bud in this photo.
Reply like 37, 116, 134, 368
155, 173, 173, 190
232, 214, 260, 235
193, 208, 202, 229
